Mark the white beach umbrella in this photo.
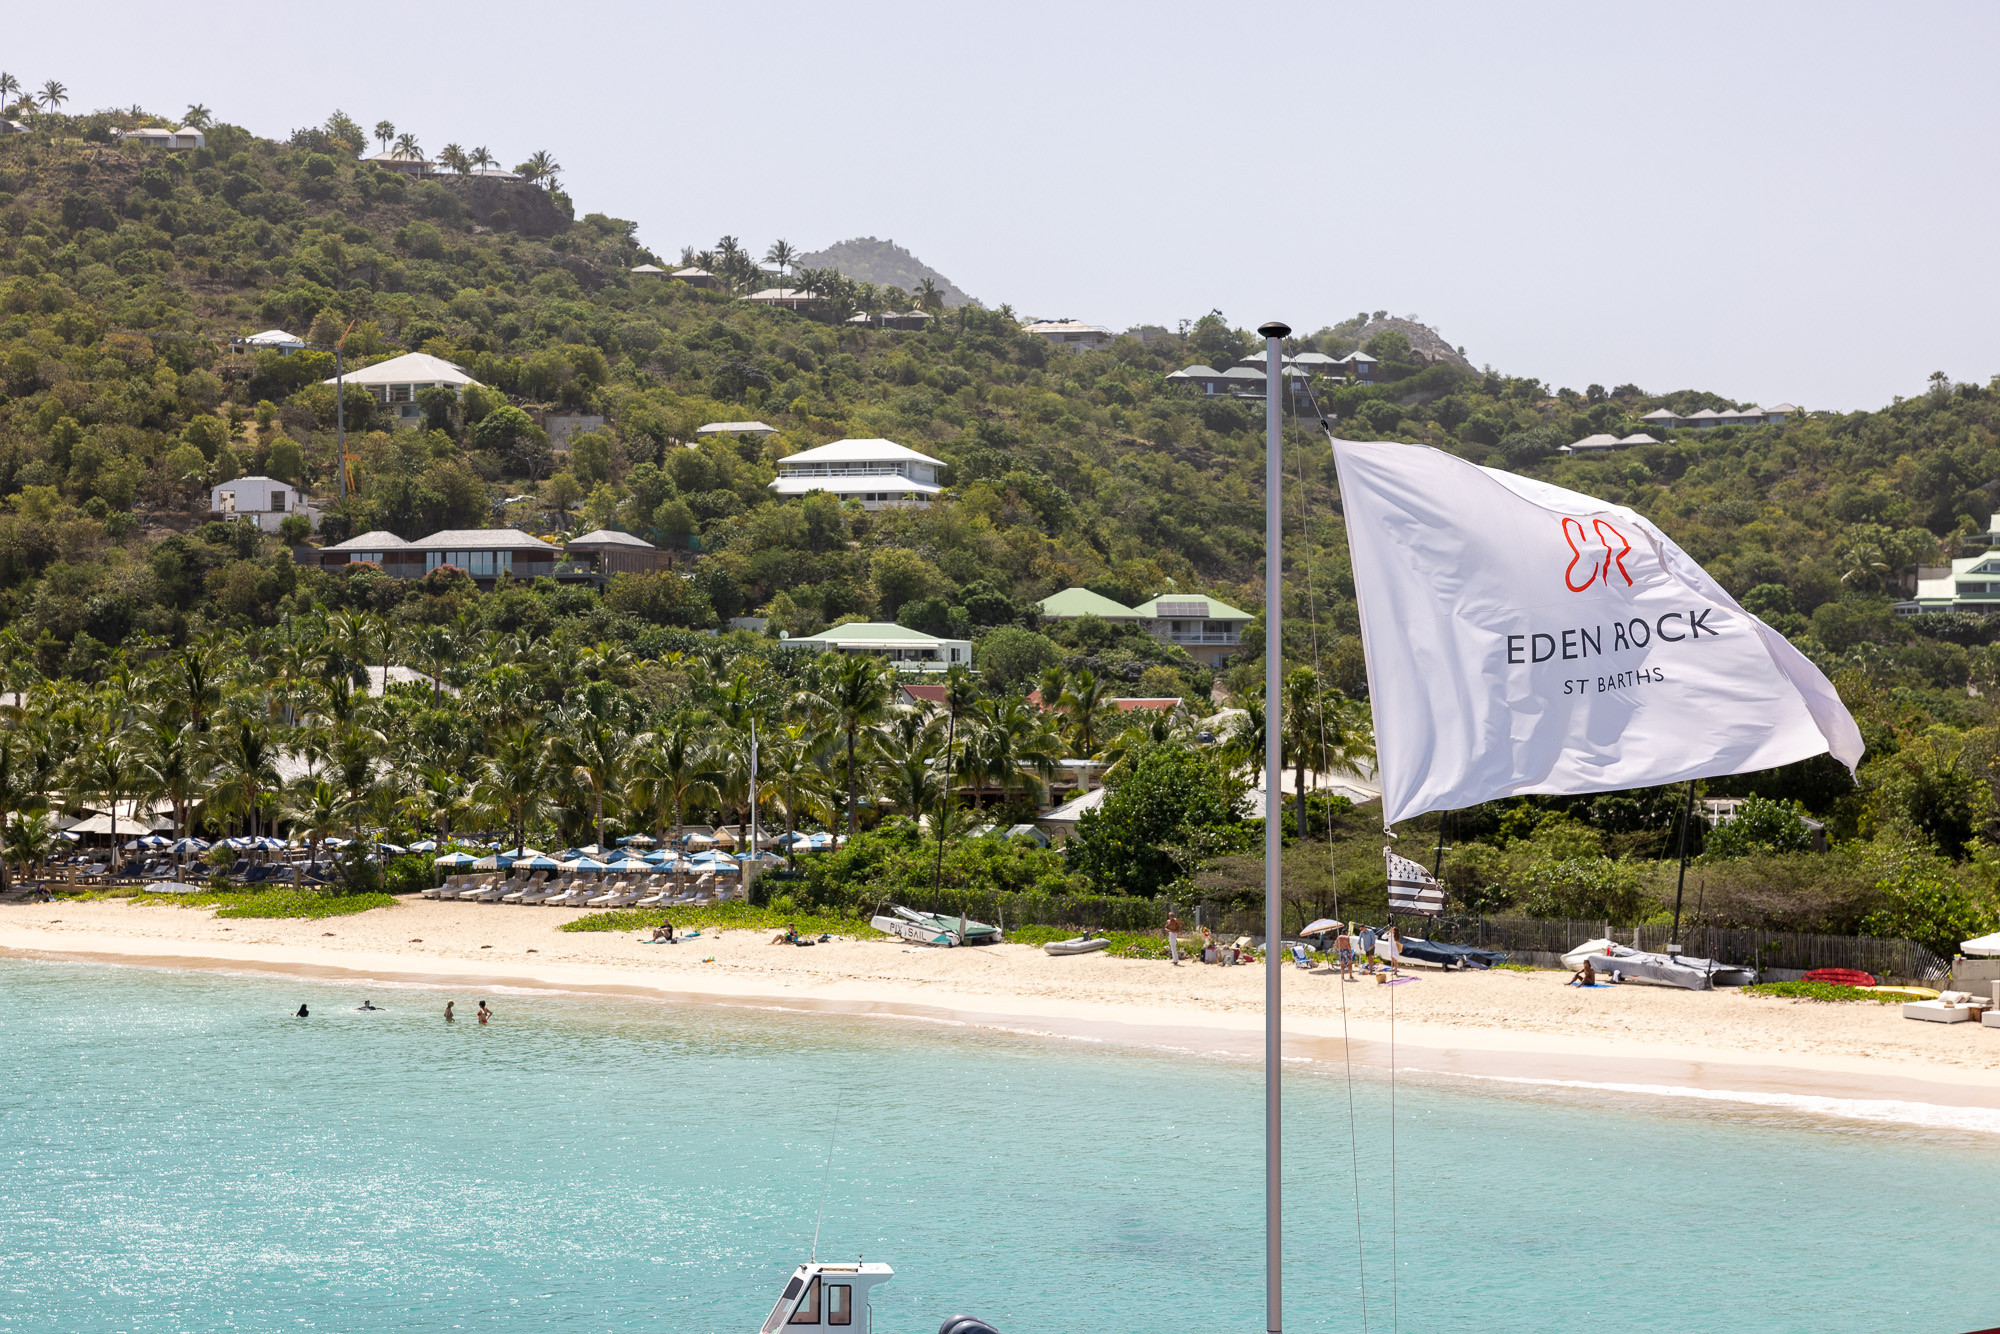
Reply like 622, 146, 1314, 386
561, 856, 608, 872
433, 851, 478, 867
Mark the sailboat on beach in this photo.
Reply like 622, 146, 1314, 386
752, 319, 1865, 1334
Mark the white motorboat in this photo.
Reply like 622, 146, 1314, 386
755, 1260, 998, 1334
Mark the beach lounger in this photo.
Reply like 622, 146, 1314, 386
500, 871, 544, 904
520, 876, 565, 904
586, 879, 634, 908
544, 881, 591, 907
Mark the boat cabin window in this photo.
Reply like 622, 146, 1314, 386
827, 1284, 852, 1326
789, 1276, 821, 1323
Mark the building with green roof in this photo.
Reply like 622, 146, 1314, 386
1034, 587, 1251, 667
1129, 593, 1253, 667
1034, 587, 1143, 621
777, 621, 970, 672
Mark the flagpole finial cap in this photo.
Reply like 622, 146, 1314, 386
1257, 320, 1291, 340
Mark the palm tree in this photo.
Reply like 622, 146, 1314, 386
137, 720, 207, 848
764, 239, 797, 275
283, 777, 347, 882
1280, 667, 1327, 837
518, 149, 560, 187
374, 120, 395, 154
4, 809, 57, 888
438, 143, 470, 175
1228, 693, 1268, 784
71, 733, 142, 866
967, 696, 1063, 813
804, 654, 894, 836
916, 276, 944, 317
557, 705, 635, 853
183, 104, 212, 130
758, 724, 833, 869
877, 714, 944, 824
393, 132, 423, 164
0, 731, 46, 896
1057, 669, 1118, 769
209, 719, 282, 840
469, 146, 495, 172
0, 75, 20, 120
477, 722, 553, 854
628, 713, 723, 843
38, 80, 67, 113
930, 666, 980, 886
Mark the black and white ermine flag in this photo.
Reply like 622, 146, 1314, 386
1331, 438, 1865, 827
1385, 850, 1446, 916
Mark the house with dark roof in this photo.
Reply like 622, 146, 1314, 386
297, 528, 597, 587
565, 529, 674, 575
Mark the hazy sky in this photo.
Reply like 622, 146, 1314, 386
12, 1, 1997, 410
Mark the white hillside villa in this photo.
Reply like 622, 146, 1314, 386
1021, 320, 1113, 351
323, 352, 480, 428
779, 622, 970, 671
1905, 528, 2000, 614
211, 476, 319, 534
770, 439, 942, 510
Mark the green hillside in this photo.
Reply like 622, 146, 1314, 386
0, 104, 1997, 943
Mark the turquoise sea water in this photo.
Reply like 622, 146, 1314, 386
2, 958, 1997, 1334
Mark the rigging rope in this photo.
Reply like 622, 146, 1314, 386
1290, 377, 1368, 1331
810, 1087, 844, 1262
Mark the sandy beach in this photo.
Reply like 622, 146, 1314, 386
5, 897, 1998, 1115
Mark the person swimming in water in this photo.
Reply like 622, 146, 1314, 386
295, 1003, 310, 1018
357, 999, 381, 1011
444, 1000, 455, 1022
476, 1000, 491, 1024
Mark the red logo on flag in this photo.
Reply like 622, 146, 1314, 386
1561, 517, 1634, 593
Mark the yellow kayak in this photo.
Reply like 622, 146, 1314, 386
1857, 986, 1939, 1000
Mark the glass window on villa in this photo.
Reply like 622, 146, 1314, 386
788, 1276, 821, 1324
825, 1285, 851, 1326
389, 384, 414, 404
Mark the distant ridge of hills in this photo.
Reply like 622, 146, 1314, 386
796, 237, 973, 307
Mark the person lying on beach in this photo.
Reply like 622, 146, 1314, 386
651, 920, 676, 942
1568, 959, 1598, 987
769, 923, 799, 945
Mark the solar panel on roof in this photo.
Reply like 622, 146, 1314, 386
1157, 600, 1209, 617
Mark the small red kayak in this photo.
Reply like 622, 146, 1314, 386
1803, 968, 1876, 987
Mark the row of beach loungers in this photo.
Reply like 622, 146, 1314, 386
422, 869, 729, 909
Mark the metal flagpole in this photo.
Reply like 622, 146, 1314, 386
334, 339, 347, 503
1668, 779, 1696, 955
1258, 317, 1290, 1334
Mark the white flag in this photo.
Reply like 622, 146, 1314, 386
1331, 438, 1863, 827
1385, 849, 1445, 916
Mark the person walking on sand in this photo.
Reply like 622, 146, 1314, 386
1336, 929, 1356, 981
477, 1000, 492, 1024
1165, 910, 1184, 967
444, 1000, 455, 1022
